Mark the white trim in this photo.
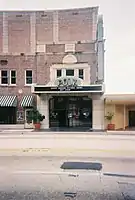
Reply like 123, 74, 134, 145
65, 44, 75, 52
50, 63, 90, 84
25, 70, 33, 86
36, 40, 95, 45
62, 69, 66, 76
9, 70, 17, 86
33, 91, 103, 94
74, 69, 78, 77
34, 83, 102, 88
51, 63, 89, 69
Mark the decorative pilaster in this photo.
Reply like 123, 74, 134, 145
39, 94, 49, 129
53, 11, 59, 43
30, 12, 36, 54
92, 96, 105, 130
3, 12, 8, 53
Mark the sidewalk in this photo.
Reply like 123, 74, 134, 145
1, 129, 135, 135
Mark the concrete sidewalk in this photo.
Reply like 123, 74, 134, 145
0, 131, 135, 139
1, 129, 135, 136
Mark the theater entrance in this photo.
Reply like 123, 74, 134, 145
49, 96, 92, 129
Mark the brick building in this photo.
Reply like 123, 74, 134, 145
0, 7, 105, 130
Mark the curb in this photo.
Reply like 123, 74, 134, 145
0, 135, 135, 140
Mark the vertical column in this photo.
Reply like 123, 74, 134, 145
92, 8, 98, 41
97, 15, 104, 82
123, 104, 126, 130
3, 12, 8, 53
92, 97, 105, 130
36, 94, 40, 111
74, 69, 78, 77
30, 12, 36, 54
39, 94, 49, 129
53, 11, 59, 43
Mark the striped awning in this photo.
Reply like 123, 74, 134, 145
20, 95, 34, 107
0, 95, 17, 107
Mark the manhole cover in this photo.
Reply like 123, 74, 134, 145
64, 192, 77, 198
61, 162, 102, 171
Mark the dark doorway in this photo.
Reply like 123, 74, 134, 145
49, 96, 92, 129
58, 110, 66, 127
129, 111, 135, 127
0, 107, 16, 124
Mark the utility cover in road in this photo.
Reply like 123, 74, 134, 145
61, 162, 102, 171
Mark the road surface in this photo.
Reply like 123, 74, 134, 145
0, 155, 135, 199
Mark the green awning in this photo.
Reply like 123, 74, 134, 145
0, 95, 17, 107
20, 95, 34, 107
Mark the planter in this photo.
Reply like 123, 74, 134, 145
107, 123, 115, 130
34, 123, 41, 130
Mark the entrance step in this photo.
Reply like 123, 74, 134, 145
32, 127, 93, 132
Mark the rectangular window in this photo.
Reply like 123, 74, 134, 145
57, 69, 62, 78
66, 69, 74, 76
25, 70, 32, 85
10, 70, 16, 84
1, 70, 8, 84
79, 69, 84, 79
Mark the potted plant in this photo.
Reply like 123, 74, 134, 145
105, 112, 115, 130
27, 108, 45, 130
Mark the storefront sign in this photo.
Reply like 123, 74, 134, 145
55, 77, 81, 91
34, 85, 103, 92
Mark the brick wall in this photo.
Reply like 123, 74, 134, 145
0, 14, 3, 53
46, 44, 65, 53
3, 8, 98, 54
0, 55, 36, 95
8, 12, 31, 54
36, 54, 50, 85
36, 11, 53, 44
0, 7, 100, 95
58, 8, 94, 42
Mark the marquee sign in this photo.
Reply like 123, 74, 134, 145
34, 85, 103, 92
54, 77, 81, 91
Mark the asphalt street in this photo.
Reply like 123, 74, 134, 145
0, 155, 135, 199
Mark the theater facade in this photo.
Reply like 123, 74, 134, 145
0, 7, 105, 130
31, 53, 105, 131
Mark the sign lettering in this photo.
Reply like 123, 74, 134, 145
55, 77, 81, 89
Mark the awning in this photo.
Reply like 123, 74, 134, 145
0, 95, 17, 107
20, 95, 34, 107
105, 94, 135, 104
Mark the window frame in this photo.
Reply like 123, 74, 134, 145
25, 70, 33, 85
0, 70, 8, 85
66, 69, 74, 76
10, 70, 16, 85
56, 69, 62, 78
79, 69, 84, 79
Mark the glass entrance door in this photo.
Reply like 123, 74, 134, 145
67, 97, 92, 128
49, 96, 92, 128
